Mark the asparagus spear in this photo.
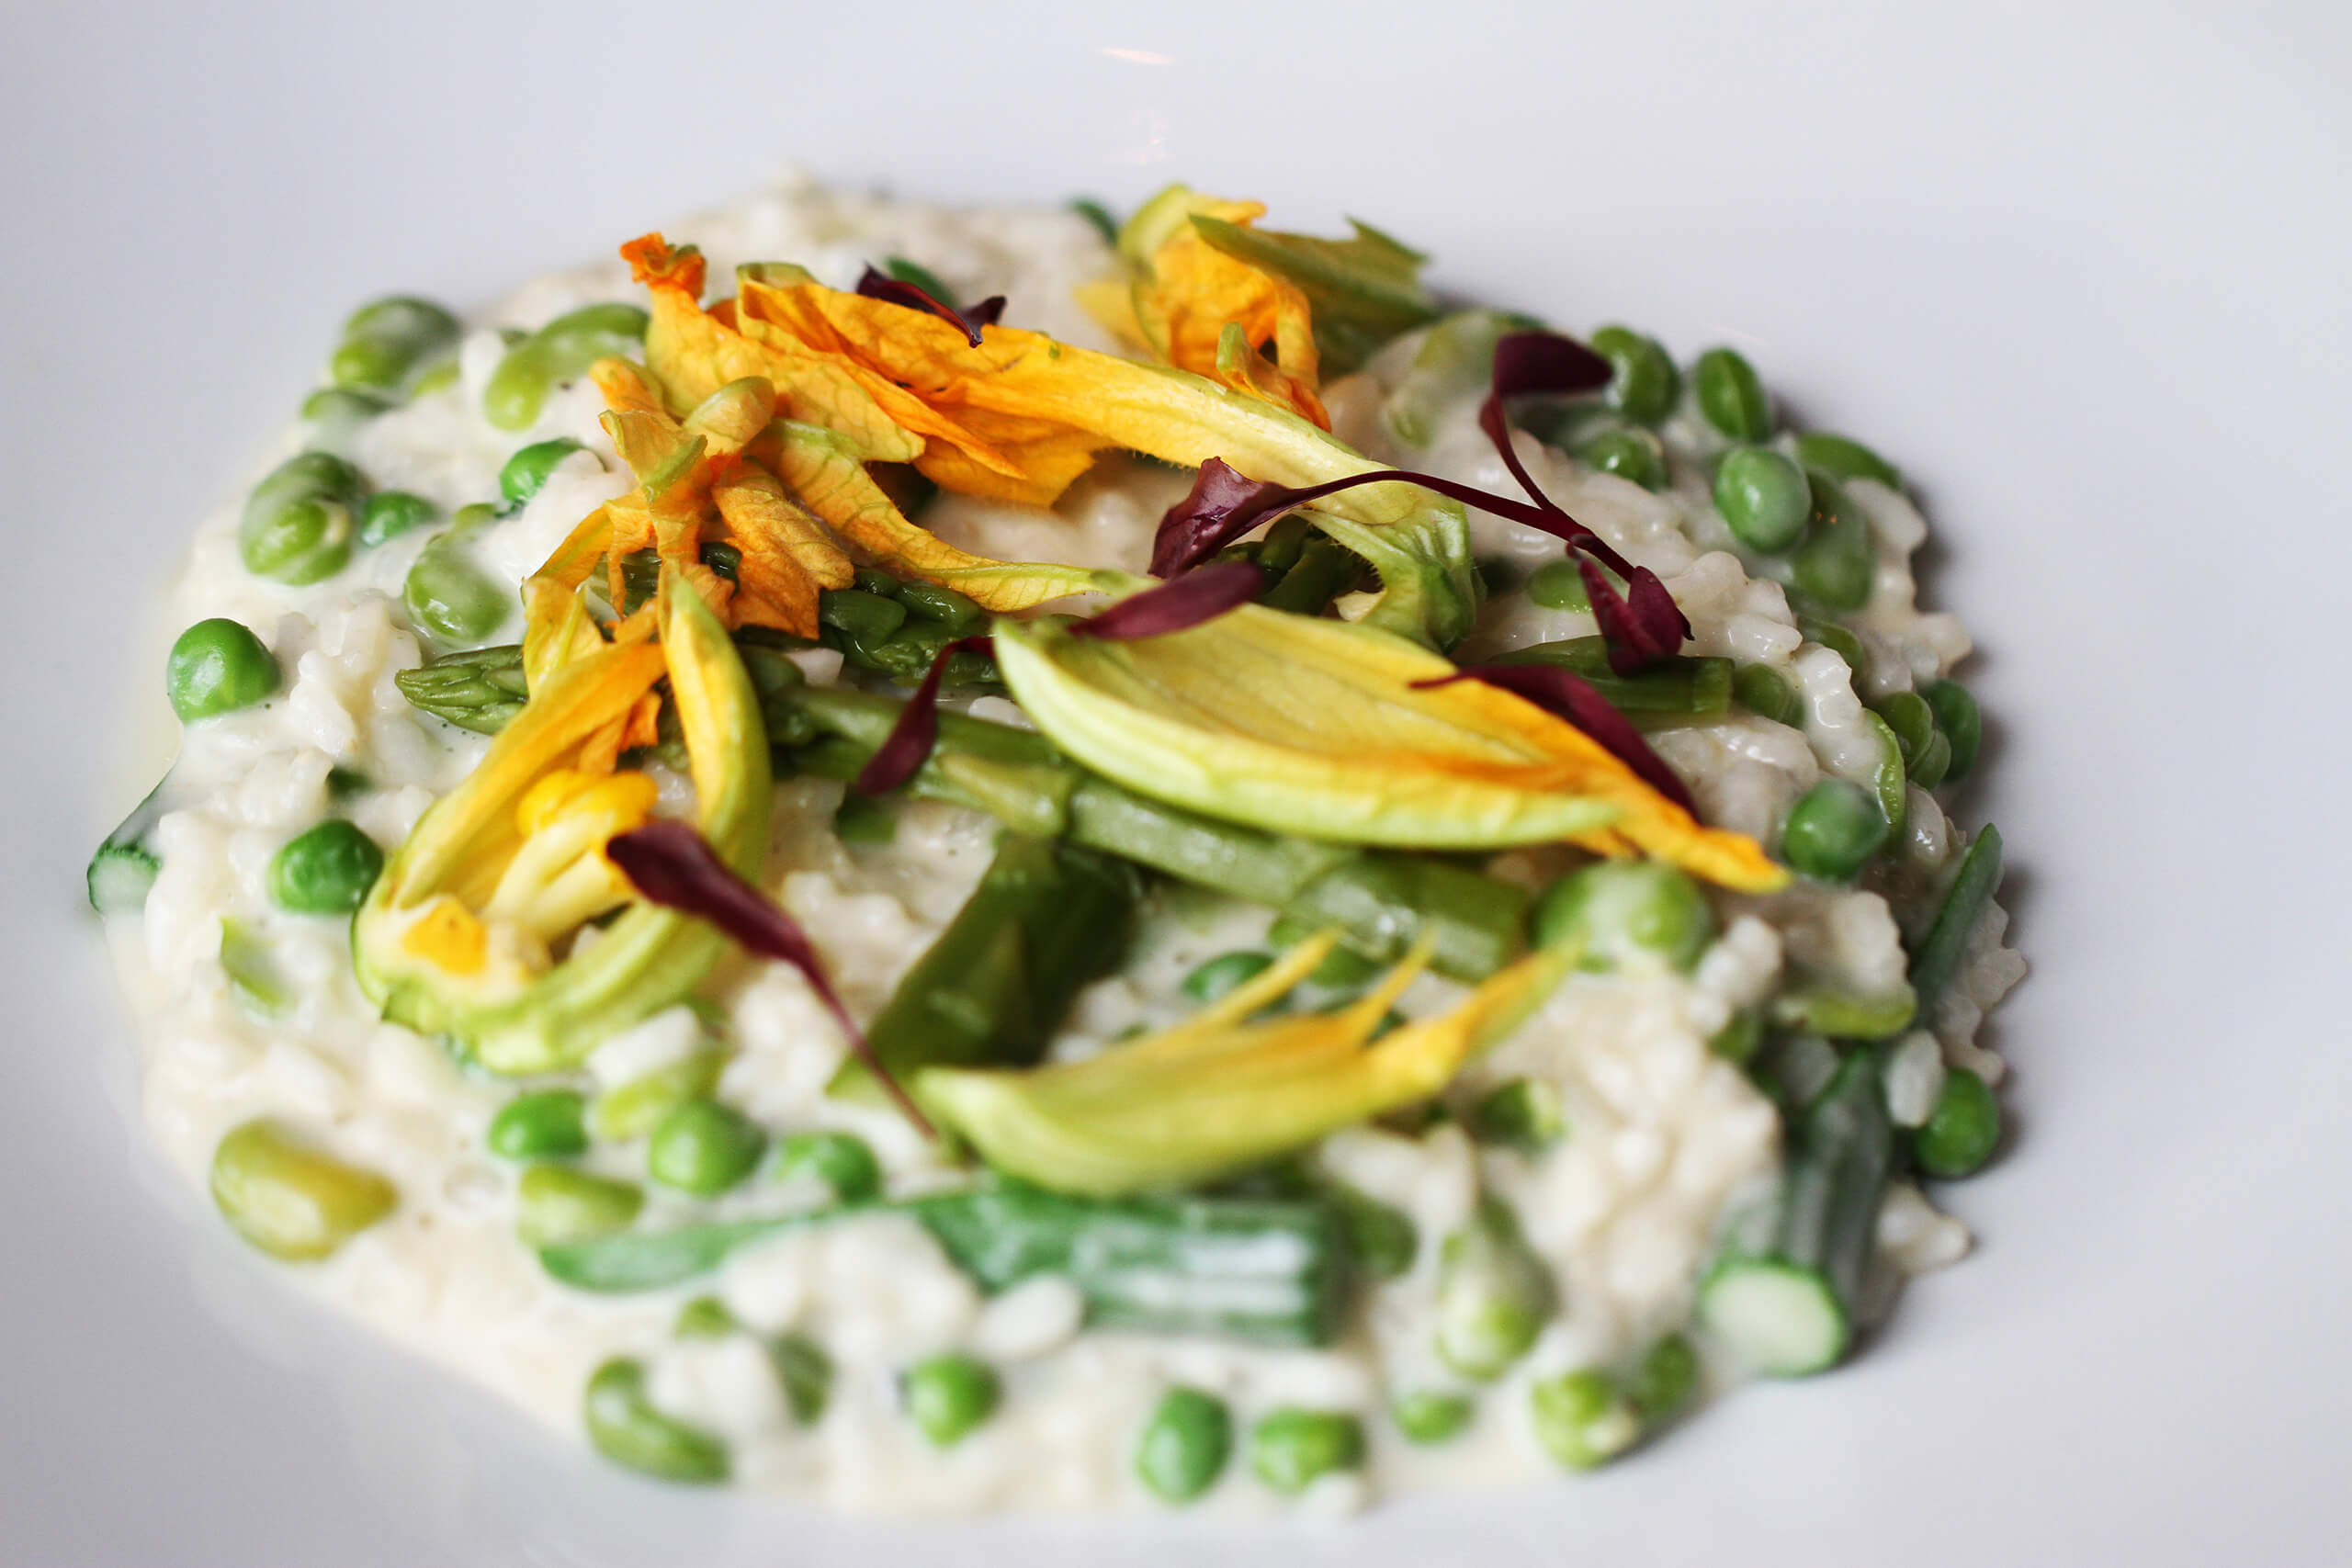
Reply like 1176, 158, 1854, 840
1906, 823, 2004, 1015
536, 1181, 1347, 1348
393, 642, 528, 734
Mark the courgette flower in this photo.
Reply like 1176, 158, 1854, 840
355, 570, 772, 1073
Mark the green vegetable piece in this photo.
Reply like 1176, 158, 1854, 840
325, 765, 370, 799
499, 437, 591, 512
1575, 426, 1668, 491
1770, 983, 1917, 1041
646, 1100, 765, 1197
209, 1119, 397, 1261
1530, 1369, 1642, 1471
1789, 470, 1875, 612
331, 297, 460, 396
1906, 824, 2003, 1014
768, 1130, 882, 1203
240, 452, 360, 585
484, 302, 650, 431
516, 1164, 644, 1246
1792, 432, 1902, 490
1433, 1197, 1555, 1381
394, 642, 528, 734
1465, 1077, 1566, 1153
1713, 446, 1810, 552
1182, 949, 1280, 1004
87, 779, 168, 914
1266, 915, 1384, 987
901, 1353, 1000, 1446
1385, 310, 1544, 447
832, 789, 898, 846
300, 386, 391, 449
218, 919, 288, 1016
588, 1049, 727, 1143
1693, 347, 1770, 440
673, 1295, 737, 1338
1701, 1048, 1892, 1376
404, 521, 511, 646
1922, 678, 1982, 783
895, 581, 985, 634
1390, 1389, 1475, 1445
1136, 1387, 1233, 1503
1912, 1066, 2000, 1178
487, 1090, 590, 1160
1249, 1408, 1365, 1495
357, 490, 437, 548
1532, 859, 1715, 974
410, 361, 460, 398
1733, 663, 1804, 727
1780, 779, 1889, 882
583, 1357, 729, 1484
1860, 710, 1910, 838
1524, 558, 1590, 611
1629, 1332, 1702, 1422
1709, 1008, 1767, 1064
819, 587, 908, 647
1070, 197, 1119, 244
1589, 325, 1679, 425
882, 255, 959, 308
767, 1332, 832, 1424
266, 819, 383, 915
852, 566, 902, 597
1332, 1182, 1418, 1280
1797, 614, 1867, 671
1872, 692, 1937, 770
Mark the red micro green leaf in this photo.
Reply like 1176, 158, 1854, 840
1413, 666, 1697, 814
854, 265, 1002, 347
854, 634, 996, 797
1074, 559, 1263, 640
606, 820, 934, 1136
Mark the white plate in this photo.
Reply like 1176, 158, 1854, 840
5, 2, 2347, 1562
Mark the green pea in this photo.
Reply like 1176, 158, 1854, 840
1575, 427, 1668, 491
1136, 1387, 1233, 1503
1797, 614, 1867, 671
1733, 663, 1804, 727
1860, 709, 1910, 837
300, 386, 391, 446
1788, 471, 1875, 613
772, 1333, 834, 1424
266, 820, 383, 915
1182, 949, 1279, 1003
583, 1357, 729, 1483
1792, 431, 1902, 490
895, 581, 985, 634
673, 1295, 738, 1338
587, 1049, 726, 1142
209, 1119, 397, 1261
410, 361, 460, 398
1692, 347, 1770, 440
1391, 1389, 1475, 1445
166, 617, 280, 720
1780, 779, 1889, 881
515, 1164, 644, 1246
646, 1100, 765, 1197
1713, 446, 1810, 552
241, 452, 361, 584
901, 1353, 1000, 1446
770, 1130, 882, 1203
1266, 915, 1385, 987
1589, 325, 1679, 425
499, 437, 591, 513
404, 530, 511, 645
1249, 1408, 1365, 1494
1433, 1199, 1555, 1381
1465, 1077, 1566, 1152
1628, 1332, 1701, 1422
1525, 558, 1592, 611
1532, 860, 1716, 974
484, 302, 650, 431
1332, 1183, 1418, 1280
1912, 1066, 2000, 1178
1708, 1009, 1767, 1065
1530, 1369, 1642, 1471
331, 297, 461, 395
487, 1090, 589, 1160
217, 919, 287, 1017
357, 491, 437, 548
819, 587, 908, 646
1923, 678, 1982, 783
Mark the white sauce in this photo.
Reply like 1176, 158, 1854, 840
102, 174, 2026, 1513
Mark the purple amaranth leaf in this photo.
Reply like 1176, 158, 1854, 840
607, 820, 933, 1135
1074, 558, 1264, 640
1412, 665, 1698, 814
1489, 329, 1614, 401
854, 634, 996, 798
854, 265, 1003, 347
